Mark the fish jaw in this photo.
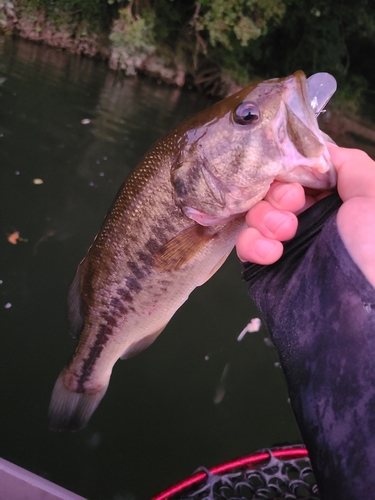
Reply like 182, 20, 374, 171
274, 70, 336, 189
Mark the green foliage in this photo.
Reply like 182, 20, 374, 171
14, 0, 375, 108
241, 0, 375, 113
196, 0, 285, 49
109, 5, 157, 74
109, 6, 155, 50
22, 0, 116, 29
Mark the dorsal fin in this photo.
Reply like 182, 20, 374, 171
67, 261, 85, 338
153, 224, 217, 272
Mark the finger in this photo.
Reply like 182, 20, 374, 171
236, 227, 284, 265
327, 143, 375, 200
264, 181, 306, 212
246, 201, 298, 241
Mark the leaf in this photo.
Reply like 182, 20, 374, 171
7, 231, 20, 245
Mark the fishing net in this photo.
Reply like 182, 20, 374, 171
153, 446, 320, 500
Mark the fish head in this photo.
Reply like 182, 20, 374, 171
172, 70, 336, 225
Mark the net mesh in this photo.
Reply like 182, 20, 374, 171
155, 448, 320, 500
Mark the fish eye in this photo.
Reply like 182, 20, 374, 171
233, 101, 260, 125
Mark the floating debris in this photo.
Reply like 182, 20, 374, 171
15, 171, 20, 175
81, 118, 91, 125
33, 178, 44, 185
4, 303, 12, 309
99, 172, 105, 177
214, 362, 230, 404
7, 231, 20, 245
237, 317, 262, 341
7, 231, 28, 244
204, 355, 209, 361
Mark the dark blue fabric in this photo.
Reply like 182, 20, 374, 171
243, 193, 375, 499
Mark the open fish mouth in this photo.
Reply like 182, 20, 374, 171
282, 71, 326, 157
275, 70, 337, 189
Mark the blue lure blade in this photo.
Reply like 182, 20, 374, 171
307, 72, 337, 117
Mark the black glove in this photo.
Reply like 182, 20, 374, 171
243, 193, 375, 499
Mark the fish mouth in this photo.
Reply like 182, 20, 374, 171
275, 70, 336, 189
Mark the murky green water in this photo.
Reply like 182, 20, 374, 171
0, 37, 300, 499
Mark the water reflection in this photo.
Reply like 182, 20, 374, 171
0, 37, 300, 499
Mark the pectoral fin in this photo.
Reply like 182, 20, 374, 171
153, 224, 216, 272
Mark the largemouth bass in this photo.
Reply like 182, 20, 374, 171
48, 71, 336, 431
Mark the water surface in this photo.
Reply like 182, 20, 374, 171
0, 37, 300, 499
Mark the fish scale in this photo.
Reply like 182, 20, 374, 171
48, 71, 336, 431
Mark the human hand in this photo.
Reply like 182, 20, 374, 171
236, 144, 375, 287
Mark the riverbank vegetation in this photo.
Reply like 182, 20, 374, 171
1, 0, 375, 115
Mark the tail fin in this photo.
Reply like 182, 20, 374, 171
48, 372, 108, 431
